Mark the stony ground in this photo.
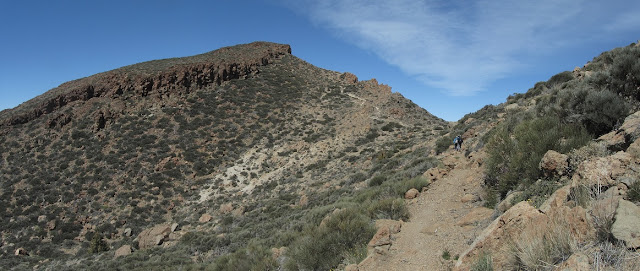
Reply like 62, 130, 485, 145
359, 150, 494, 271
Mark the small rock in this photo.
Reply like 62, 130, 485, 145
47, 220, 57, 231
114, 245, 132, 258
232, 206, 246, 217
299, 194, 309, 207
123, 228, 132, 237
199, 213, 213, 223
461, 194, 479, 203
405, 188, 420, 199
171, 223, 179, 232
220, 203, 234, 214
14, 248, 28, 256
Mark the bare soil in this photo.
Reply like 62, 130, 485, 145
360, 150, 493, 271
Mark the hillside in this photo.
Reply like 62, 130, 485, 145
0, 42, 448, 270
3, 40, 640, 271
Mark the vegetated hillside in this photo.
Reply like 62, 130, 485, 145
452, 41, 640, 270
0, 42, 447, 270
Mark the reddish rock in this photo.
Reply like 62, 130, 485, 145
539, 150, 569, 177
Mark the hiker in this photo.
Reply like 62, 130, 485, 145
454, 135, 463, 151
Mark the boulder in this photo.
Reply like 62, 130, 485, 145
611, 199, 640, 249
539, 185, 570, 213
123, 228, 132, 237
137, 224, 171, 249
366, 219, 402, 258
599, 110, 640, 151
573, 151, 634, 187
199, 213, 213, 223
404, 188, 420, 199
539, 150, 568, 177
114, 245, 132, 258
455, 202, 545, 269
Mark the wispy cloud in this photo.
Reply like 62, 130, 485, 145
288, 0, 639, 96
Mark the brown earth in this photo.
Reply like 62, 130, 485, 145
359, 149, 493, 271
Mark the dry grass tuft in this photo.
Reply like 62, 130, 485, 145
508, 218, 577, 270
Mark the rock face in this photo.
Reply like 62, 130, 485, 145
611, 199, 640, 249
599, 111, 640, 151
539, 150, 569, 177
0, 42, 292, 127
137, 224, 172, 249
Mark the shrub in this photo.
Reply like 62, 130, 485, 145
435, 135, 452, 154
285, 208, 375, 270
209, 241, 277, 271
626, 179, 640, 203
367, 198, 410, 221
485, 116, 591, 197
471, 252, 494, 271
368, 175, 387, 187
509, 219, 577, 270
89, 232, 109, 253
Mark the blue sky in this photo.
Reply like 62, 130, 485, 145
1, 1, 639, 121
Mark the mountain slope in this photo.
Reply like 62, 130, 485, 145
0, 42, 447, 270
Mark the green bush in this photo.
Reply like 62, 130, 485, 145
285, 208, 375, 270
435, 135, 452, 154
209, 241, 277, 271
368, 175, 387, 187
89, 232, 109, 254
485, 116, 590, 197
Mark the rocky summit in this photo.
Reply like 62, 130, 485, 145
2, 41, 640, 270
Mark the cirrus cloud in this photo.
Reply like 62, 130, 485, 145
287, 0, 640, 96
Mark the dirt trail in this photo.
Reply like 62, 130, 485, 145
359, 150, 493, 271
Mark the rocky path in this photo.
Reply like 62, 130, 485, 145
359, 151, 494, 271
